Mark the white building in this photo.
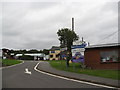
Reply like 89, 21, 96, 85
15, 53, 46, 60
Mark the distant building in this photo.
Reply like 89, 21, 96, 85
84, 43, 120, 70
15, 53, 45, 60
49, 46, 61, 60
2, 48, 10, 59
44, 55, 50, 60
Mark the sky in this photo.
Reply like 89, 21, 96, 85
0, 0, 119, 50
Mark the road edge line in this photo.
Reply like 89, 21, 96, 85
34, 61, 119, 89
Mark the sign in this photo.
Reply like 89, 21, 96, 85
71, 52, 84, 63
73, 41, 83, 45
72, 48, 85, 52
71, 41, 87, 63
71, 43, 87, 49
71, 42, 86, 57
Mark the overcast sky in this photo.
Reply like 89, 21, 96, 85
1, 0, 119, 50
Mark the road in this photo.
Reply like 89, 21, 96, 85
2, 61, 110, 88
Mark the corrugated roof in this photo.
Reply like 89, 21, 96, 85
85, 43, 120, 49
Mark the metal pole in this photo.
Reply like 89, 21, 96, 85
82, 37, 83, 42
72, 18, 74, 31
88, 42, 90, 46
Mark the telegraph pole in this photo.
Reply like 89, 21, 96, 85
88, 42, 90, 46
72, 17, 74, 31
66, 17, 75, 67
82, 37, 84, 42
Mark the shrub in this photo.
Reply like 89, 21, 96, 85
21, 55, 34, 60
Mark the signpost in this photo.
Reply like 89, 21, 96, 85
71, 41, 87, 70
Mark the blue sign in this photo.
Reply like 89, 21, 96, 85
71, 52, 84, 63
51, 51, 55, 53
71, 43, 87, 49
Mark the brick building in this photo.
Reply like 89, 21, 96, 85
84, 43, 120, 70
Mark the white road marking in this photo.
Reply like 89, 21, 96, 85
25, 68, 32, 75
34, 61, 118, 89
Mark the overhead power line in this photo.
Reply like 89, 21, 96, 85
97, 30, 119, 44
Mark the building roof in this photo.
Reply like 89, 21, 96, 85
16, 53, 45, 57
50, 46, 60, 50
16, 54, 23, 56
85, 43, 120, 49
25, 53, 45, 57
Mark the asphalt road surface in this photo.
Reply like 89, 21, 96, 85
2, 61, 109, 88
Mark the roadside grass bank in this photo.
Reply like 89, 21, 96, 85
49, 60, 120, 80
2, 59, 22, 67
0, 59, 2, 62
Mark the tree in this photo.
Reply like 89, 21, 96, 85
28, 49, 39, 53
57, 28, 79, 67
42, 49, 49, 55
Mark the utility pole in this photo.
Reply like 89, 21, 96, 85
82, 37, 84, 42
88, 42, 90, 46
72, 17, 74, 31
66, 17, 75, 68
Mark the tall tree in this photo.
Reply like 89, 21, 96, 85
42, 49, 49, 55
57, 28, 79, 66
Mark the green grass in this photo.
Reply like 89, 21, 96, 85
2, 59, 22, 66
49, 60, 120, 80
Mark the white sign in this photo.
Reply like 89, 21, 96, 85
72, 48, 85, 53
72, 40, 86, 57
72, 48, 85, 56
73, 41, 83, 45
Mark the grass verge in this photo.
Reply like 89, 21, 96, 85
2, 59, 22, 67
49, 60, 120, 80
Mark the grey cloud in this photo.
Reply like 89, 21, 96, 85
3, 31, 21, 36
3, 36, 25, 49
24, 39, 59, 50
74, 2, 118, 45
2, 1, 118, 50
29, 2, 60, 10
101, 2, 118, 13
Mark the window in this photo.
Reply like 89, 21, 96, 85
50, 55, 53, 58
56, 54, 59, 57
51, 51, 55, 53
100, 50, 119, 62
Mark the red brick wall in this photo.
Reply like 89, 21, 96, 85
84, 47, 120, 70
